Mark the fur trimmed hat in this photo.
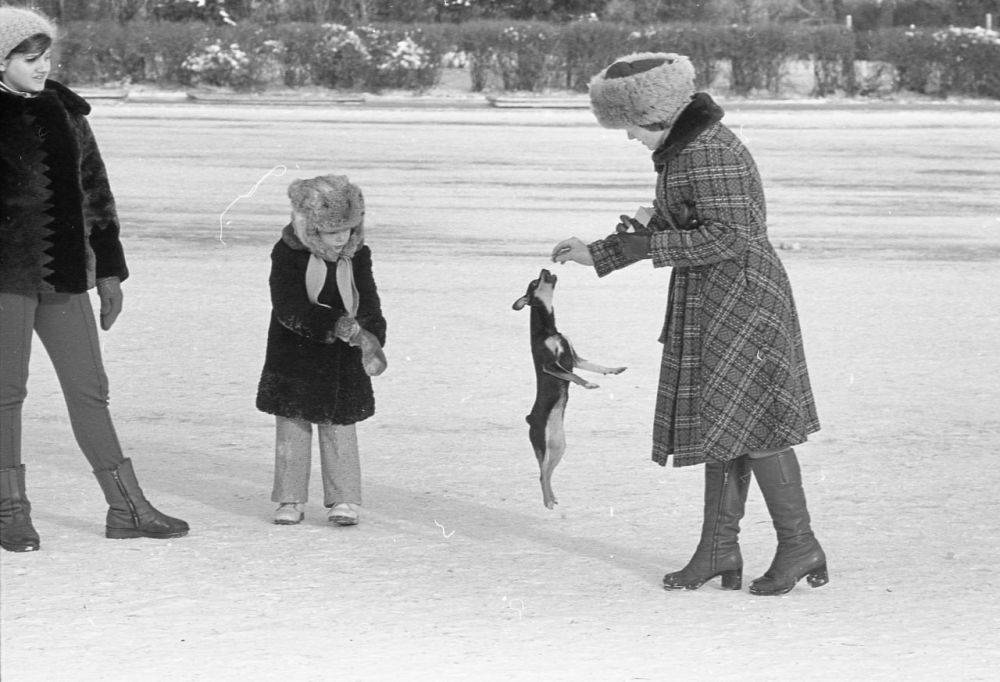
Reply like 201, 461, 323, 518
0, 6, 56, 61
588, 52, 696, 129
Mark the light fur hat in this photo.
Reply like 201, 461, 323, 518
588, 52, 696, 129
0, 6, 56, 61
288, 174, 365, 233
288, 174, 365, 261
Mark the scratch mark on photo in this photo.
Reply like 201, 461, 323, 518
218, 165, 287, 243
433, 520, 455, 539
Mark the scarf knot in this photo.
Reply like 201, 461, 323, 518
305, 253, 358, 316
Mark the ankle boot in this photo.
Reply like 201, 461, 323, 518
663, 456, 751, 590
0, 465, 41, 552
94, 458, 189, 539
749, 449, 828, 596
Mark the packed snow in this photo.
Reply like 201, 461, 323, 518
2, 100, 998, 680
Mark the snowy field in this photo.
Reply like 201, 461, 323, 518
2, 100, 999, 681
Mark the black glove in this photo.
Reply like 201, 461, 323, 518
614, 214, 651, 260
617, 232, 651, 260
615, 214, 650, 235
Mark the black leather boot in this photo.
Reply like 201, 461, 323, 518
749, 449, 828, 596
1, 465, 41, 552
663, 456, 751, 590
94, 458, 189, 539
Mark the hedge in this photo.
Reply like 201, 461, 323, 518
53, 20, 1000, 99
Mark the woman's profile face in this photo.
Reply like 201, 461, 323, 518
1, 48, 51, 93
625, 126, 668, 151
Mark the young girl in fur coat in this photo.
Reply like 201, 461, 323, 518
552, 53, 826, 596
0, 7, 188, 551
256, 175, 386, 527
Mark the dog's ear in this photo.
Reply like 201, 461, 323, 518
512, 295, 530, 311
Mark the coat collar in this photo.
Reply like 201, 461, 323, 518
280, 223, 364, 262
0, 79, 91, 115
46, 79, 91, 114
651, 92, 724, 171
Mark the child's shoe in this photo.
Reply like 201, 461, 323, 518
273, 503, 304, 525
328, 503, 359, 526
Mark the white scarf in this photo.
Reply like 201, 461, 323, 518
305, 253, 358, 316
291, 214, 364, 315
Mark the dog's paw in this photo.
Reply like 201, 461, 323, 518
584, 381, 599, 389
607, 366, 627, 375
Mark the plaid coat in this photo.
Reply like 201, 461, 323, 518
588, 93, 819, 467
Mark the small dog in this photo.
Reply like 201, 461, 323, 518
512, 268, 626, 509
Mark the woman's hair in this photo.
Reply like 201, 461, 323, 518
9, 33, 52, 59
640, 119, 672, 132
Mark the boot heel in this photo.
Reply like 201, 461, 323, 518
106, 527, 143, 539
806, 564, 828, 588
720, 569, 742, 590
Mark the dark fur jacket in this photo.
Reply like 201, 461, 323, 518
0, 79, 128, 294
256, 225, 387, 425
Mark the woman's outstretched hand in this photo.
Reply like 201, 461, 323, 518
551, 237, 593, 266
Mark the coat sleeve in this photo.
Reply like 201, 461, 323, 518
74, 115, 129, 283
354, 246, 387, 347
587, 234, 644, 278
647, 140, 756, 268
269, 244, 341, 343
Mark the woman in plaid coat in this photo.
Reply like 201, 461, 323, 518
552, 53, 826, 596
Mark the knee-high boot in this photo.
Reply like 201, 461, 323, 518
663, 456, 751, 590
749, 448, 828, 595
0, 465, 40, 552
94, 458, 189, 539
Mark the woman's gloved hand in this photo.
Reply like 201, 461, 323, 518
97, 277, 123, 330
614, 214, 652, 260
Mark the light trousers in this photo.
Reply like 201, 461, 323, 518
271, 416, 361, 507
0, 291, 125, 471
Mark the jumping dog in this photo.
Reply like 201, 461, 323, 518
512, 268, 626, 509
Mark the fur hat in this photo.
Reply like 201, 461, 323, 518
0, 6, 56, 61
288, 174, 365, 261
588, 52, 696, 129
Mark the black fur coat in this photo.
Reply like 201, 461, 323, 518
0, 80, 128, 294
256, 226, 387, 425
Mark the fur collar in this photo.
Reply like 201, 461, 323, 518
46, 79, 91, 114
0, 79, 91, 115
651, 92, 724, 170
281, 222, 364, 262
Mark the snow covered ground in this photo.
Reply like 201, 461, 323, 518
2, 101, 999, 681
